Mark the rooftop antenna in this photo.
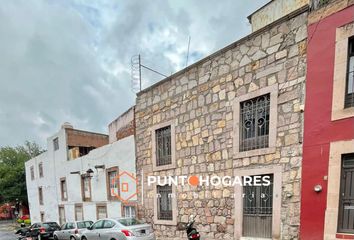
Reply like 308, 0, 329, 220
131, 54, 169, 93
131, 55, 141, 93
185, 36, 191, 67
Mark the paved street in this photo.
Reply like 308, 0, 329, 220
0, 229, 15, 240
0, 221, 17, 240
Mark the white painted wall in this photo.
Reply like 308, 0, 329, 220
108, 107, 134, 143
249, 0, 309, 32
25, 127, 136, 224
25, 151, 58, 223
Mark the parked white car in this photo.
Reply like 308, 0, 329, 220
81, 218, 155, 240
54, 221, 93, 240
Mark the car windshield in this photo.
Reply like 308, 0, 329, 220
118, 218, 142, 226
77, 221, 93, 229
43, 222, 59, 228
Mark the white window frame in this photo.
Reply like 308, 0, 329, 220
123, 206, 136, 218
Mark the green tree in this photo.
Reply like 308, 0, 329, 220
0, 141, 44, 205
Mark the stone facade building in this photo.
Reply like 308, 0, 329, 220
135, 1, 308, 239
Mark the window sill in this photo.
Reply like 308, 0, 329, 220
107, 197, 120, 201
332, 106, 354, 121
233, 147, 276, 159
152, 163, 176, 172
240, 237, 271, 240
336, 233, 354, 239
154, 219, 177, 225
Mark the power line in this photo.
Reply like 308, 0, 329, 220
140, 64, 168, 78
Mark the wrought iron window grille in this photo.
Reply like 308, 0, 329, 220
239, 94, 270, 152
157, 185, 173, 220
155, 126, 172, 166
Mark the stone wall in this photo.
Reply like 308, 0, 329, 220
108, 106, 135, 143
135, 10, 307, 240
116, 120, 135, 140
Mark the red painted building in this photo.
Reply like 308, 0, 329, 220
301, 1, 354, 239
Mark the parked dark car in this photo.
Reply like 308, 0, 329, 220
15, 224, 30, 240
27, 222, 61, 240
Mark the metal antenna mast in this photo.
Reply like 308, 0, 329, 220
185, 36, 191, 67
131, 55, 141, 93
131, 54, 169, 93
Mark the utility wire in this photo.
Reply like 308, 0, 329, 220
140, 64, 168, 78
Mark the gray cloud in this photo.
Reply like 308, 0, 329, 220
0, 0, 268, 147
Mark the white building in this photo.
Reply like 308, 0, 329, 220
25, 107, 137, 225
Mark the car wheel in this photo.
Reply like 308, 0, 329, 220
54, 235, 58, 240
82, 237, 87, 240
70, 237, 76, 240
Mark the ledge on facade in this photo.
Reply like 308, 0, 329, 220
308, 0, 354, 25
336, 233, 354, 239
248, 0, 309, 32
310, 0, 332, 11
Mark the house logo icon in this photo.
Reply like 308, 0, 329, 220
111, 171, 138, 204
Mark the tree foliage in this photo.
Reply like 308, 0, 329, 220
0, 141, 44, 205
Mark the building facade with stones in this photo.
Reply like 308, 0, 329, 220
135, 1, 308, 239
300, 0, 354, 239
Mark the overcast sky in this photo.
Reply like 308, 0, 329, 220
0, 0, 268, 148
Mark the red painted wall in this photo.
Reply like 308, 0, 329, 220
300, 6, 354, 239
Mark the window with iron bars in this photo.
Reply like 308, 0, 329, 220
155, 126, 172, 166
345, 37, 354, 108
157, 185, 173, 220
239, 94, 270, 152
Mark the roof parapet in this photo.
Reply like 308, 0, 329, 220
248, 0, 309, 32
